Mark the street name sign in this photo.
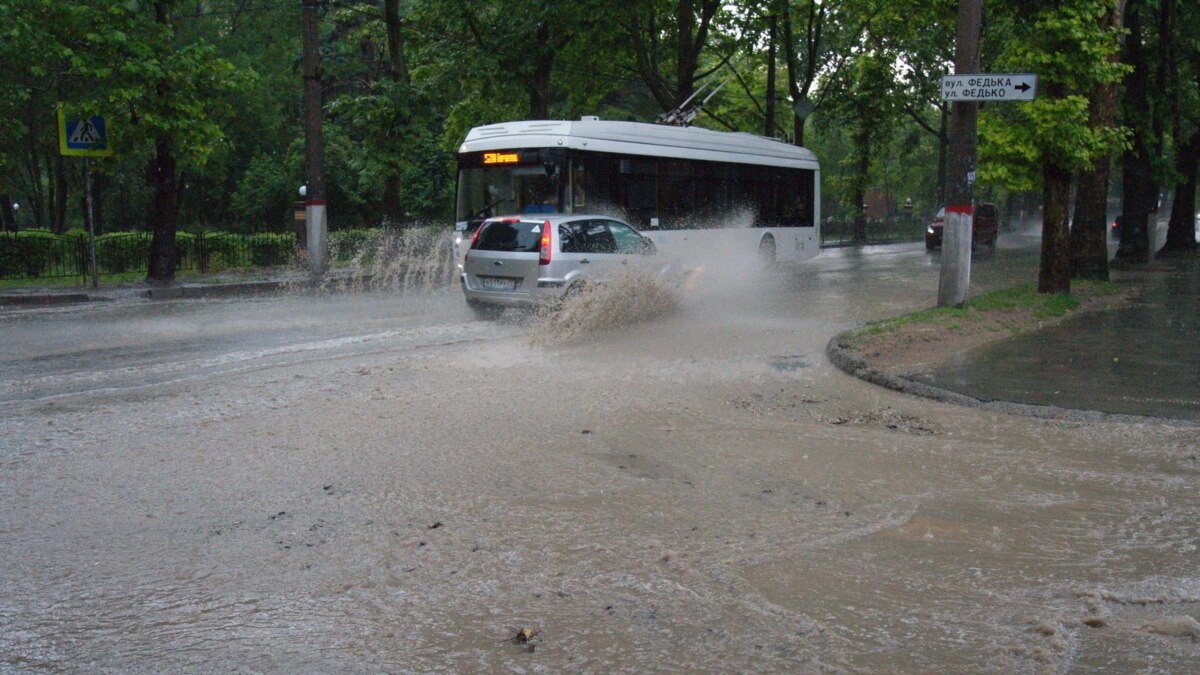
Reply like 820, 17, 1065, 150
57, 109, 113, 157
940, 73, 1037, 102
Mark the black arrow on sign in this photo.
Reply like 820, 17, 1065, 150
1015, 83, 1031, 93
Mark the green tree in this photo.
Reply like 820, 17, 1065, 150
980, 0, 1126, 294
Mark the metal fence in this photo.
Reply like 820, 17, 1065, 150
3, 219, 927, 282
820, 216, 926, 247
0, 231, 299, 282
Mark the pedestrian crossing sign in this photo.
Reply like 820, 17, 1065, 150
58, 108, 113, 157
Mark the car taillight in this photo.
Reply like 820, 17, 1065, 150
464, 223, 484, 261
539, 220, 552, 265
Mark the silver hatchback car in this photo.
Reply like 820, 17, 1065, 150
461, 214, 657, 314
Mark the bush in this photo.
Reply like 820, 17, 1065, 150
0, 230, 87, 278
0, 231, 57, 278
200, 232, 247, 271
95, 232, 151, 273
175, 231, 198, 269
330, 228, 380, 262
247, 233, 295, 267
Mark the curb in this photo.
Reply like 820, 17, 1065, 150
825, 334, 1196, 427
0, 293, 110, 307
144, 280, 300, 300
1, 275, 357, 306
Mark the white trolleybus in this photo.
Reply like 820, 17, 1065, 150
453, 117, 820, 269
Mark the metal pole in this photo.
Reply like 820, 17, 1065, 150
85, 158, 99, 288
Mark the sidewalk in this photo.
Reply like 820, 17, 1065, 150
829, 256, 1199, 423
0, 270, 321, 306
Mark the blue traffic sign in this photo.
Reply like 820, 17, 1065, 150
58, 109, 113, 157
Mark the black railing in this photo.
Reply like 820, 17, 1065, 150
0, 231, 299, 282
820, 216, 926, 247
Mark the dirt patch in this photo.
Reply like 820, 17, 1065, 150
840, 286, 1130, 376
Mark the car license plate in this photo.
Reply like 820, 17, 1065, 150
480, 276, 517, 290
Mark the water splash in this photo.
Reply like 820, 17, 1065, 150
527, 270, 682, 346
309, 226, 458, 299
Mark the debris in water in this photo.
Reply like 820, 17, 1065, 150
428, 522, 443, 529
507, 627, 539, 652
823, 408, 936, 435
1081, 615, 1107, 628
1139, 615, 1200, 638
1031, 620, 1058, 636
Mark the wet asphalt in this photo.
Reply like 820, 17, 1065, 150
911, 256, 1199, 422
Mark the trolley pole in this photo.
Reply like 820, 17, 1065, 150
938, 0, 981, 308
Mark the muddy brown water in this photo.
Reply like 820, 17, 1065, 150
1, 240, 1197, 672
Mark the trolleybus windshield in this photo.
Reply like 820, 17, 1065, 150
455, 150, 566, 223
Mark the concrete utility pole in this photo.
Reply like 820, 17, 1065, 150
301, 0, 327, 275
938, 0, 981, 307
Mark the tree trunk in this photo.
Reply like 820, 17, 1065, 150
782, 0, 822, 147
675, 0, 698, 108
22, 107, 46, 228
1039, 160, 1073, 294
90, 170, 107, 235
1070, 159, 1112, 280
0, 195, 14, 231
147, 139, 179, 284
382, 0, 410, 226
764, 11, 777, 138
1070, 1, 1125, 281
782, 7, 804, 145
49, 148, 70, 233
383, 0, 410, 85
528, 23, 553, 119
147, 0, 179, 284
1115, 1, 1152, 263
853, 123, 869, 243
1158, 127, 1200, 255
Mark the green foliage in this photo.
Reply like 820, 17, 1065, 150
231, 153, 298, 232
0, 230, 73, 279
979, 0, 1130, 188
2, 0, 1189, 265
95, 232, 152, 273
845, 280, 1122, 347
246, 233, 295, 267
201, 232, 244, 270
330, 228, 381, 262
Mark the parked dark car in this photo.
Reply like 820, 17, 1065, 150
925, 202, 999, 251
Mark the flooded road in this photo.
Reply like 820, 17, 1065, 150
2, 238, 1197, 672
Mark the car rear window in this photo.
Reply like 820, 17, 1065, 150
473, 220, 542, 252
